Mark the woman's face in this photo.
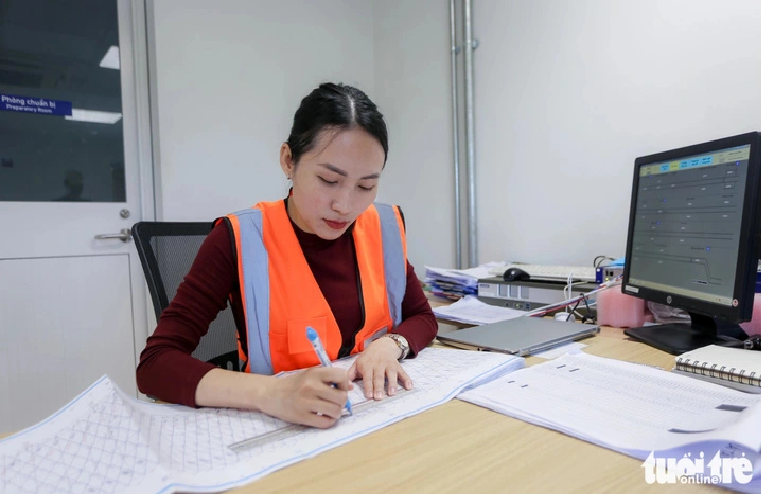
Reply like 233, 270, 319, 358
281, 128, 385, 240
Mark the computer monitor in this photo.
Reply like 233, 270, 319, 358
622, 132, 761, 355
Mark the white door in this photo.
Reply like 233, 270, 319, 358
0, 0, 153, 432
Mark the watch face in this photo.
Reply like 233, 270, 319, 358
395, 335, 409, 359
387, 334, 408, 359
398, 337, 409, 351
390, 334, 406, 347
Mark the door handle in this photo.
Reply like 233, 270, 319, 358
94, 228, 131, 242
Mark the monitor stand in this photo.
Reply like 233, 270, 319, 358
624, 311, 747, 355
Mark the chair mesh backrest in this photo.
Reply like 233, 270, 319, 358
133, 223, 238, 366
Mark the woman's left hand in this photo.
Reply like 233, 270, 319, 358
347, 336, 413, 400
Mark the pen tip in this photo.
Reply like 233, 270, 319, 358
305, 326, 317, 340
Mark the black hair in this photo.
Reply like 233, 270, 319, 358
286, 82, 388, 165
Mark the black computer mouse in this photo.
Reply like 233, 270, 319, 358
503, 267, 530, 282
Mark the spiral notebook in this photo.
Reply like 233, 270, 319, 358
673, 345, 761, 393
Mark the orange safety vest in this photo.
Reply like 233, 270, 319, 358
220, 200, 407, 374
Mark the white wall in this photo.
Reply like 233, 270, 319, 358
371, 0, 455, 271
474, 0, 761, 266
152, 0, 453, 273
151, 0, 375, 221
152, 0, 761, 272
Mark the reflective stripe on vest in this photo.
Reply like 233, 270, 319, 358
227, 201, 407, 375
375, 202, 406, 328
225, 208, 272, 375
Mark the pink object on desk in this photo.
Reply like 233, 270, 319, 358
740, 293, 761, 336
596, 287, 653, 328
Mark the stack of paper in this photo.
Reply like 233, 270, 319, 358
432, 295, 525, 325
459, 353, 761, 492
0, 348, 524, 494
424, 262, 508, 300
424, 266, 479, 300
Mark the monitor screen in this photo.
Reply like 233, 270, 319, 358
628, 145, 750, 306
622, 133, 761, 355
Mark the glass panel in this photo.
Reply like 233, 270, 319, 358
0, 0, 125, 202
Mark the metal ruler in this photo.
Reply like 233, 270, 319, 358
228, 387, 417, 453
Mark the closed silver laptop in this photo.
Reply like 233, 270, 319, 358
436, 317, 599, 356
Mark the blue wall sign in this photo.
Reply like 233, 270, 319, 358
0, 93, 72, 116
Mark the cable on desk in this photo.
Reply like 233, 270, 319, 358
593, 255, 616, 268
563, 272, 588, 315
523, 276, 622, 319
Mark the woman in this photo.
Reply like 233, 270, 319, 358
136, 82, 438, 428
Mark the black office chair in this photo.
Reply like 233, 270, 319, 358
132, 221, 240, 371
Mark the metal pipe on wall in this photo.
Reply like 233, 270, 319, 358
449, 0, 462, 269
463, 0, 477, 267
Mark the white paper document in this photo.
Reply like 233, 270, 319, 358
0, 348, 524, 494
432, 295, 525, 325
459, 353, 761, 492
446, 265, 497, 280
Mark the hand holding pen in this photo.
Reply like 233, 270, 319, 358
258, 330, 352, 429
306, 326, 353, 415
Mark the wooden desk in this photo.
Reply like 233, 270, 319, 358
226, 322, 720, 494
0, 314, 722, 493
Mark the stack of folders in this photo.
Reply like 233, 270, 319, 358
674, 345, 761, 394
424, 266, 478, 300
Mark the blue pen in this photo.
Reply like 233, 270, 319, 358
306, 326, 353, 415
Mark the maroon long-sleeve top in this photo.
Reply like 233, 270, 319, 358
136, 213, 438, 407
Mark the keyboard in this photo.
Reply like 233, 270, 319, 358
487, 264, 597, 283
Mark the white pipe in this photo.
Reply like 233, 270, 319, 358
463, 0, 477, 267
449, 0, 462, 269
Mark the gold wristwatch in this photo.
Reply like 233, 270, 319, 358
384, 333, 410, 361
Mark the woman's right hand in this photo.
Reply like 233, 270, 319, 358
260, 367, 352, 428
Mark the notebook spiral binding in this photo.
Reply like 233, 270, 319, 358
675, 356, 761, 387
